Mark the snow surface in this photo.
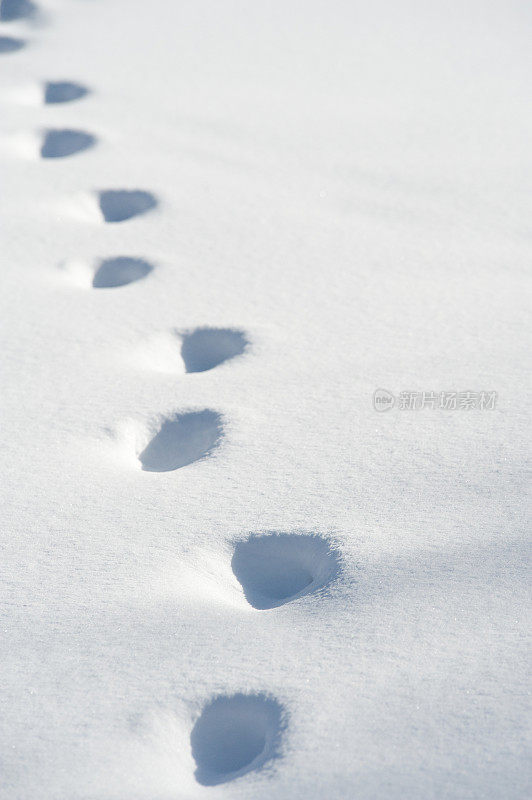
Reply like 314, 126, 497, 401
0, 1, 531, 798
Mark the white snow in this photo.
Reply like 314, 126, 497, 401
0, 1, 530, 798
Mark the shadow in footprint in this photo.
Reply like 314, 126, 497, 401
139, 410, 222, 472
232, 533, 341, 609
0, 0, 36, 21
191, 694, 284, 786
92, 257, 153, 289
0, 36, 25, 53
44, 81, 89, 104
41, 129, 95, 158
98, 190, 158, 223
181, 328, 249, 373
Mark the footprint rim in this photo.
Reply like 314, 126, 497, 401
97, 189, 158, 223
180, 326, 250, 373
190, 692, 286, 786
92, 256, 154, 289
40, 128, 96, 159
0, 35, 26, 53
231, 532, 342, 610
0, 0, 37, 22
44, 80, 89, 105
138, 409, 223, 473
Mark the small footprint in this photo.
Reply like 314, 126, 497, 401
0, 0, 36, 21
98, 190, 158, 223
232, 533, 341, 609
0, 36, 25, 53
181, 327, 249, 373
139, 410, 222, 472
92, 257, 153, 289
40, 129, 95, 158
44, 81, 89, 104
191, 694, 284, 786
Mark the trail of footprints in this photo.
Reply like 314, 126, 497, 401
7, 2, 343, 788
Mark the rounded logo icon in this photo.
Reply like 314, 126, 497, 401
373, 388, 395, 411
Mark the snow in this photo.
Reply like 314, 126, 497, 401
0, 1, 530, 798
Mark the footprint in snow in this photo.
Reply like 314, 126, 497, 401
98, 190, 158, 223
191, 694, 284, 786
0, 36, 25, 53
92, 257, 153, 289
232, 533, 341, 609
44, 81, 89, 104
40, 129, 95, 158
0, 0, 36, 21
181, 327, 249, 373
139, 410, 223, 472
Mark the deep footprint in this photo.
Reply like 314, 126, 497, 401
0, 36, 25, 53
191, 694, 284, 786
139, 410, 222, 472
232, 533, 341, 609
181, 328, 249, 373
92, 257, 153, 289
40, 129, 95, 158
0, 0, 36, 21
44, 81, 89, 104
98, 190, 158, 223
